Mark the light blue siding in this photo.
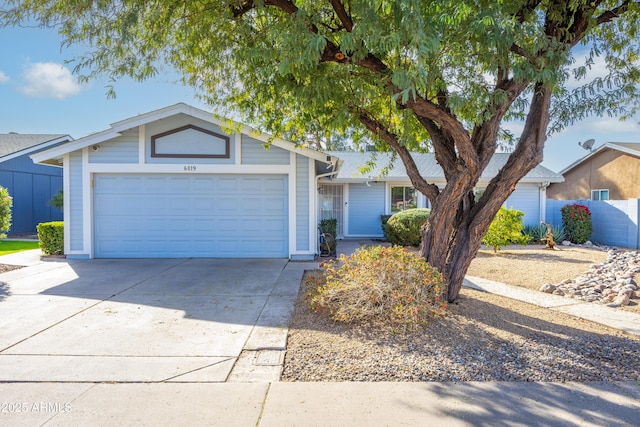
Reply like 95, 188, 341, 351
145, 115, 235, 164
348, 183, 385, 236
93, 174, 288, 258
242, 136, 290, 165
69, 152, 84, 251
89, 131, 138, 163
296, 155, 309, 251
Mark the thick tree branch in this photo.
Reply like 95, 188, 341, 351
596, 1, 637, 25
231, 0, 298, 17
414, 115, 457, 184
478, 82, 551, 222
329, 0, 353, 32
356, 111, 438, 201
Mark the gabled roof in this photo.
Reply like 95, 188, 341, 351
326, 151, 563, 184
31, 103, 338, 166
558, 142, 640, 175
0, 133, 73, 162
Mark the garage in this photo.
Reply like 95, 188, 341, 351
93, 173, 288, 258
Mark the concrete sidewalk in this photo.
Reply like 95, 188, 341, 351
1, 381, 639, 426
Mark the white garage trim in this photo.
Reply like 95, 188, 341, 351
86, 163, 292, 174
288, 152, 296, 257
72, 157, 300, 259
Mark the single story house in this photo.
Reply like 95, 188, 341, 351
319, 151, 563, 238
0, 133, 71, 234
31, 103, 341, 260
31, 103, 562, 259
548, 142, 640, 201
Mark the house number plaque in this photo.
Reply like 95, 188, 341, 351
184, 165, 197, 172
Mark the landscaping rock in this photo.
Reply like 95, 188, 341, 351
539, 283, 556, 293
542, 248, 640, 308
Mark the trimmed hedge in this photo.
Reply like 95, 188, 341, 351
37, 221, 64, 255
384, 208, 431, 246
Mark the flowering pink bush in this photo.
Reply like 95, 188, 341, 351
560, 204, 592, 244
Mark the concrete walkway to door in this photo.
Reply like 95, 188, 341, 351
0, 250, 313, 383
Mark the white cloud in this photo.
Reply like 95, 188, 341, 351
0, 71, 9, 84
19, 62, 82, 99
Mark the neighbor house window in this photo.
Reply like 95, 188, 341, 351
591, 189, 609, 201
391, 186, 417, 212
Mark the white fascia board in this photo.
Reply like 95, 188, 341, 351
605, 142, 640, 158
30, 130, 122, 164
86, 163, 291, 174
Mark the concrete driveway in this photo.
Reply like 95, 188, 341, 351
0, 252, 310, 383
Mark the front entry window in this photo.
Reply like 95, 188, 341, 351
391, 186, 416, 212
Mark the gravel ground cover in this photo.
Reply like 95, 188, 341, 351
283, 245, 640, 382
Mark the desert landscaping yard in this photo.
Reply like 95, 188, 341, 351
283, 244, 640, 382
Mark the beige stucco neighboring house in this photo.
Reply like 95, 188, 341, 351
547, 142, 640, 201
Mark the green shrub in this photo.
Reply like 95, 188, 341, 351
561, 203, 592, 244
0, 186, 12, 238
305, 245, 447, 329
37, 221, 64, 255
523, 223, 565, 243
482, 207, 530, 253
384, 208, 431, 246
319, 218, 337, 255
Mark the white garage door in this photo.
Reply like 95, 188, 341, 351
93, 174, 288, 258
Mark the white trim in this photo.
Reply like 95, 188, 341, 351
235, 133, 242, 165
82, 148, 92, 257
138, 124, 145, 164
85, 163, 291, 174
540, 185, 547, 223
63, 153, 71, 255
343, 184, 349, 237
288, 152, 297, 256
308, 157, 316, 253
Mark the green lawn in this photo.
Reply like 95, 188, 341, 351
0, 240, 40, 256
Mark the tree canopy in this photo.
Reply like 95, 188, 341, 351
3, 0, 639, 301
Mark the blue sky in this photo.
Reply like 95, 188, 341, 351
1, 24, 638, 173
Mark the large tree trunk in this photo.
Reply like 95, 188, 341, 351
419, 85, 552, 303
